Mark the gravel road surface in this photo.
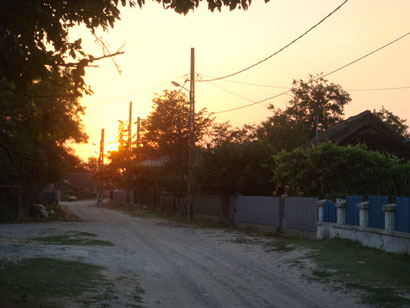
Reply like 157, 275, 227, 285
0, 200, 368, 308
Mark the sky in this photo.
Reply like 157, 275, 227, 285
71, 0, 410, 160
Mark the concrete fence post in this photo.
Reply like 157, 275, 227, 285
382, 203, 397, 231
357, 201, 369, 228
336, 200, 346, 225
317, 199, 326, 223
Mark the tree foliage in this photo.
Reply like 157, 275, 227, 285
373, 106, 409, 138
141, 90, 213, 168
257, 74, 351, 151
273, 142, 410, 198
195, 123, 275, 196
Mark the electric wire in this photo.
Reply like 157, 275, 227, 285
201, 74, 410, 92
208, 81, 267, 105
198, 0, 349, 82
86, 75, 185, 108
213, 30, 410, 114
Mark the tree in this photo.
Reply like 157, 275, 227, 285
373, 106, 409, 138
287, 73, 351, 138
0, 71, 88, 219
141, 90, 213, 171
195, 140, 275, 195
258, 74, 351, 151
1, 0, 257, 94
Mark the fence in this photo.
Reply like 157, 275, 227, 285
322, 200, 337, 223
285, 197, 318, 232
194, 195, 232, 220
318, 196, 410, 254
345, 196, 362, 226
368, 196, 388, 229
0, 185, 21, 222
234, 196, 281, 227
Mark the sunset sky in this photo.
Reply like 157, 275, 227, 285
72, 0, 410, 160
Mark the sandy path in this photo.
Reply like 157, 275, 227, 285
0, 200, 368, 308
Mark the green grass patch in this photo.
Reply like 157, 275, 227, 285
0, 258, 109, 307
306, 238, 410, 307
31, 231, 114, 246
265, 236, 303, 252
266, 236, 410, 307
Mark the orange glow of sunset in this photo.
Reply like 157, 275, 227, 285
71, 0, 410, 160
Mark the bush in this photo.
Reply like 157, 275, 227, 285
273, 142, 410, 197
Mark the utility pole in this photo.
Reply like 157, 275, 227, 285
127, 101, 132, 182
188, 47, 195, 221
136, 116, 141, 161
126, 101, 133, 204
97, 128, 104, 205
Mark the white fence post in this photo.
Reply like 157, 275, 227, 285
336, 200, 346, 224
357, 201, 369, 227
383, 203, 397, 231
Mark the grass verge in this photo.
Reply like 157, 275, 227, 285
31, 231, 114, 246
266, 236, 410, 308
0, 257, 110, 308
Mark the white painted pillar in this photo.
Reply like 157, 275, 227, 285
357, 201, 369, 227
336, 200, 346, 225
383, 203, 397, 231
317, 199, 326, 223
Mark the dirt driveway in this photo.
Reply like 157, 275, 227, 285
0, 200, 369, 307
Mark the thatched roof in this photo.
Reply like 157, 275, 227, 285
303, 110, 410, 159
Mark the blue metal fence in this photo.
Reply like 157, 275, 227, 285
368, 196, 389, 229
345, 196, 362, 226
322, 200, 337, 223
396, 198, 410, 233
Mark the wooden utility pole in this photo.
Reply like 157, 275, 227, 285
136, 116, 141, 161
97, 128, 105, 204
126, 101, 132, 176
188, 47, 195, 221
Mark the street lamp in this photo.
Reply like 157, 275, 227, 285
171, 48, 195, 220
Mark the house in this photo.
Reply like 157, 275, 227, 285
54, 173, 97, 201
303, 110, 410, 159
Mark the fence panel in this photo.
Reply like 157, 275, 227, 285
323, 200, 337, 223
194, 195, 232, 220
345, 196, 362, 226
159, 194, 174, 211
234, 196, 280, 226
285, 197, 318, 232
368, 196, 388, 229
396, 197, 410, 233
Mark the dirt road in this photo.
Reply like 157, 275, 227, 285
0, 200, 368, 307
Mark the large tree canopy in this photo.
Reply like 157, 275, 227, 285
0, 0, 257, 94
258, 74, 351, 151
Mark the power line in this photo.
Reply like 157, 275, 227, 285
213, 30, 410, 114
86, 76, 185, 108
348, 86, 410, 92
208, 81, 267, 105
322, 31, 410, 79
198, 0, 349, 82
201, 74, 410, 92
200, 74, 289, 89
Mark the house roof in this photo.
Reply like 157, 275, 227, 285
303, 110, 410, 159
64, 173, 97, 190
